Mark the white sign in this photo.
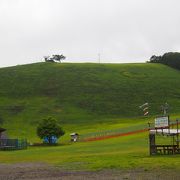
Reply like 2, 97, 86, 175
155, 116, 169, 128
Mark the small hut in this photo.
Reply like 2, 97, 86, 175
70, 133, 79, 142
0, 128, 6, 139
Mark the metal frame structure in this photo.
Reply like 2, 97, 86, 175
149, 118, 180, 155
0, 139, 27, 150
0, 127, 27, 151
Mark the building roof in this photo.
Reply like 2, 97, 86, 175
150, 129, 180, 135
0, 128, 6, 133
70, 133, 79, 136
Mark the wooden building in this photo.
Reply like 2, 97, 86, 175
0, 128, 6, 139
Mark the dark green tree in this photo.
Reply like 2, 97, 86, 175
44, 54, 66, 63
149, 55, 162, 63
52, 54, 66, 63
160, 52, 180, 70
37, 117, 65, 144
149, 52, 180, 70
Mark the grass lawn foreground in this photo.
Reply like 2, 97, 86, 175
0, 126, 180, 171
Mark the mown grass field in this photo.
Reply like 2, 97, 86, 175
0, 62, 180, 171
0, 131, 180, 171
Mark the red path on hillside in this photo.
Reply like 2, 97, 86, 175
84, 128, 149, 142
83, 121, 180, 142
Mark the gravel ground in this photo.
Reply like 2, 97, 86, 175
0, 163, 179, 180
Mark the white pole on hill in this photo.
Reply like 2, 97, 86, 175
98, 53, 101, 63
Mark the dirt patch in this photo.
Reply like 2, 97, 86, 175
0, 163, 179, 180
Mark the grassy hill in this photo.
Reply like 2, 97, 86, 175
1, 62, 180, 172
0, 62, 180, 141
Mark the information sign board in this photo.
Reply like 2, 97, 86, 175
155, 116, 169, 128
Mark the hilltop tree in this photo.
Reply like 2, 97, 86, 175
37, 117, 65, 144
44, 56, 54, 62
44, 54, 66, 63
52, 54, 66, 63
149, 55, 162, 63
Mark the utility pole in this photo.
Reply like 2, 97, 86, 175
161, 102, 169, 116
98, 53, 101, 63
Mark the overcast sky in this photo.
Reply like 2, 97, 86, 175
0, 0, 180, 67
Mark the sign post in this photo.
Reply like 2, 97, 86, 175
154, 116, 169, 129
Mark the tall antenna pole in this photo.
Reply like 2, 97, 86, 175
98, 53, 101, 63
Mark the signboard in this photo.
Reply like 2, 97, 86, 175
155, 116, 169, 128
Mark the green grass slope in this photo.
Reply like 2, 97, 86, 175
0, 62, 180, 140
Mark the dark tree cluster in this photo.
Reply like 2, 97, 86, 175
149, 55, 162, 63
149, 52, 180, 70
44, 54, 66, 63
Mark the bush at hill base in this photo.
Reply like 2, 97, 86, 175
37, 117, 65, 144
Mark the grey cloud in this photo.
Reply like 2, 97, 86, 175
0, 0, 180, 67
